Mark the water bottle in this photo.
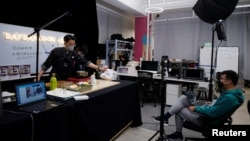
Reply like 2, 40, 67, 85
50, 73, 57, 90
91, 72, 96, 86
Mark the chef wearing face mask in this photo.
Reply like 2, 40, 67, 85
75, 44, 88, 58
37, 34, 107, 81
73, 44, 89, 77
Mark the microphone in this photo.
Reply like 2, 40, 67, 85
66, 11, 72, 17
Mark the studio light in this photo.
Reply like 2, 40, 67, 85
215, 19, 227, 41
192, 0, 239, 101
193, 0, 239, 24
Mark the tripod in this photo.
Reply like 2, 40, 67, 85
27, 11, 71, 81
148, 57, 170, 141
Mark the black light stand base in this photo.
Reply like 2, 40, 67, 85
148, 80, 169, 141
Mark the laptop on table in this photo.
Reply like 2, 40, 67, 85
15, 81, 62, 114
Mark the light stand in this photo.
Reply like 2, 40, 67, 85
27, 11, 71, 81
148, 56, 169, 141
208, 24, 216, 101
192, 0, 238, 101
208, 20, 226, 101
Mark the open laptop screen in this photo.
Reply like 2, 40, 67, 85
15, 81, 47, 106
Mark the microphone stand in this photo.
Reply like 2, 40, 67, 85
27, 11, 71, 81
208, 24, 216, 101
148, 58, 169, 141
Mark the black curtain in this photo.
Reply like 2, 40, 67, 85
73, 0, 99, 75
0, 1, 74, 33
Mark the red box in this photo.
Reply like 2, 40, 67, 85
67, 77, 90, 83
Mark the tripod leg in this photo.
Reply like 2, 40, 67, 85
148, 130, 160, 141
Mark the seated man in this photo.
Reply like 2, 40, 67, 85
152, 70, 244, 140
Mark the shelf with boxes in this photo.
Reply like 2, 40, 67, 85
168, 60, 203, 80
105, 39, 134, 70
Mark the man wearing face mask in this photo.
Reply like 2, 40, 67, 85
73, 44, 89, 77
37, 34, 107, 81
152, 70, 244, 140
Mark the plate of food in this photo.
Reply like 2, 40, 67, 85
66, 83, 92, 92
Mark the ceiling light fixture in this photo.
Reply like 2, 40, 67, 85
145, 7, 164, 13
236, 4, 250, 8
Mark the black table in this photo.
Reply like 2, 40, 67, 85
0, 80, 142, 141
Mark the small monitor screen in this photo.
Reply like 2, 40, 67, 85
183, 68, 204, 80
141, 61, 158, 71
186, 70, 201, 78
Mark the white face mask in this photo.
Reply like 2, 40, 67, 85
67, 46, 74, 51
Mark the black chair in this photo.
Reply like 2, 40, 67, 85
137, 70, 159, 107
183, 104, 242, 141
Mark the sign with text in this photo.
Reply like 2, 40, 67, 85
0, 22, 71, 77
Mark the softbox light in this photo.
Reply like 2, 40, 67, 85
192, 0, 239, 101
193, 0, 239, 24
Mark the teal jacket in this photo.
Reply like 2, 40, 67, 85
194, 88, 244, 125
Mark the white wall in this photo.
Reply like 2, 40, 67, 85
97, 5, 135, 43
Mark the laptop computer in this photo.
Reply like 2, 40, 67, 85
140, 61, 159, 74
15, 81, 62, 114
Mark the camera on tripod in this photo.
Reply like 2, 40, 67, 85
148, 56, 171, 141
161, 56, 171, 77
